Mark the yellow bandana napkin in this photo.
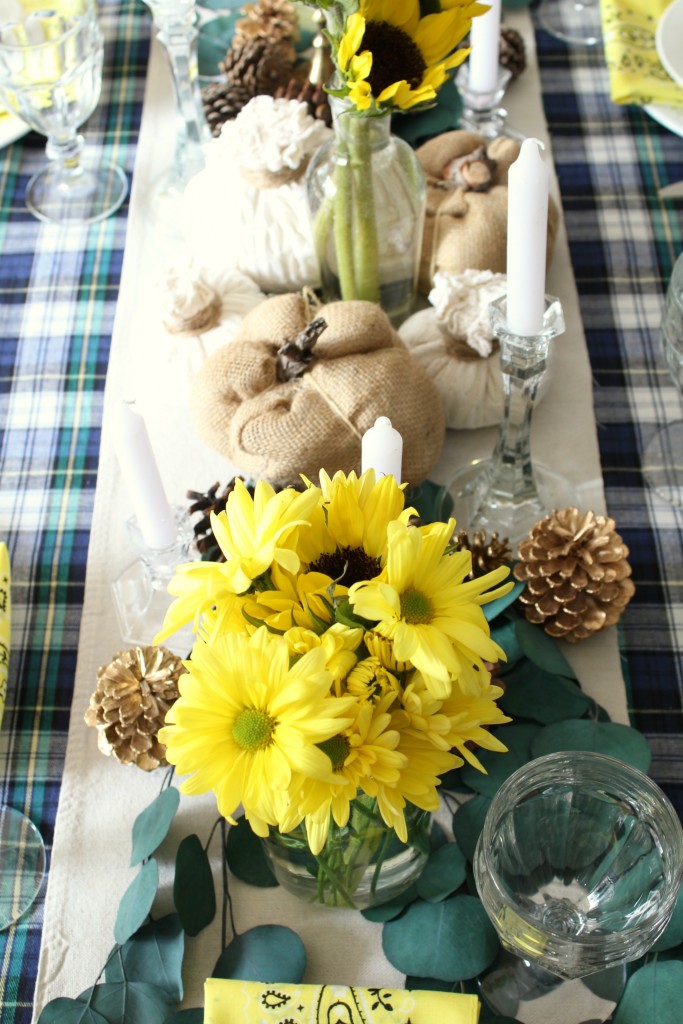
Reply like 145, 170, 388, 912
601, 0, 683, 107
204, 979, 481, 1024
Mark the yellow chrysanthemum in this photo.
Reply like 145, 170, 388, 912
348, 519, 512, 699
346, 656, 401, 702
284, 623, 363, 693
336, 0, 487, 111
158, 627, 356, 836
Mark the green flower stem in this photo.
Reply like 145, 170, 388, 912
333, 137, 358, 300
348, 116, 381, 304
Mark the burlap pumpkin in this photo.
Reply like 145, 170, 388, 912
417, 131, 559, 295
191, 294, 445, 485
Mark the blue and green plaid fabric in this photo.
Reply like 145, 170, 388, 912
1, 3, 683, 1020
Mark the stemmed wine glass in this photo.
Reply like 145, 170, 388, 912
474, 751, 683, 1023
0, 0, 127, 223
643, 252, 683, 506
537, 0, 603, 47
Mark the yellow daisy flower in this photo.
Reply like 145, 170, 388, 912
336, 0, 486, 111
348, 519, 512, 699
158, 627, 356, 836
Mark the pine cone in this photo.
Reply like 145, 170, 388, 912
514, 508, 635, 643
274, 77, 332, 127
221, 37, 297, 97
455, 529, 512, 580
85, 646, 186, 771
499, 26, 526, 81
188, 479, 242, 559
233, 0, 299, 49
202, 80, 254, 137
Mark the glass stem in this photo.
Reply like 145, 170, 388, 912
46, 132, 85, 182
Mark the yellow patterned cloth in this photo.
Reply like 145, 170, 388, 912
600, 0, 683, 106
204, 980, 481, 1024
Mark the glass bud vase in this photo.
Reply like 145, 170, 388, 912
262, 796, 432, 909
306, 101, 426, 327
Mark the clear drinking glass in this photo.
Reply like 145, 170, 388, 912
643, 253, 683, 506
537, 0, 603, 47
474, 751, 683, 1023
0, 0, 127, 223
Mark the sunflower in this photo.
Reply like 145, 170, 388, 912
158, 627, 356, 836
335, 0, 487, 112
348, 519, 512, 699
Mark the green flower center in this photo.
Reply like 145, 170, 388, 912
317, 734, 350, 771
309, 545, 381, 587
400, 589, 432, 624
232, 707, 276, 751
363, 21, 427, 97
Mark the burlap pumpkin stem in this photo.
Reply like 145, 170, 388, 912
84, 645, 187, 771
455, 529, 512, 580
276, 316, 327, 381
513, 508, 636, 643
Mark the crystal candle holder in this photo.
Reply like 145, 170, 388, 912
111, 505, 196, 655
455, 63, 523, 141
448, 295, 577, 545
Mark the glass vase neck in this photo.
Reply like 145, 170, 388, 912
329, 100, 392, 151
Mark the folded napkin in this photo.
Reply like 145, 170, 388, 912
601, 0, 683, 107
204, 979, 481, 1023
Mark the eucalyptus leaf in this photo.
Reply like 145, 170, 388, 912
392, 81, 462, 147
651, 886, 683, 952
530, 719, 653, 772
451, 795, 492, 863
499, 661, 589, 724
361, 882, 419, 922
490, 619, 523, 667
430, 821, 448, 850
514, 618, 576, 678
226, 816, 278, 887
482, 580, 525, 623
104, 913, 184, 1003
382, 895, 498, 981
405, 976, 459, 992
417, 844, 467, 902
114, 859, 158, 945
130, 787, 180, 866
174, 833, 216, 937
197, 16, 239, 78
613, 960, 683, 1023
77, 982, 176, 1024
405, 479, 453, 524
213, 925, 306, 983
36, 999, 109, 1024
460, 722, 541, 798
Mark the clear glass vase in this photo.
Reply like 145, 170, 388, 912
306, 101, 426, 327
262, 796, 432, 909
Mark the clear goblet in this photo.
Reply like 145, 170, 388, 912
537, 0, 603, 47
474, 751, 683, 1024
643, 252, 683, 506
0, 0, 127, 224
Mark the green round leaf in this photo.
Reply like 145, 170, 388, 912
652, 886, 683, 952
361, 883, 419, 923
405, 479, 453, 524
37, 999, 109, 1024
491, 619, 523, 666
197, 15, 240, 78
530, 719, 653, 772
382, 895, 498, 981
514, 618, 576, 678
482, 580, 525, 623
174, 833, 216, 937
499, 661, 589, 724
613, 960, 683, 1023
451, 795, 492, 863
417, 844, 467, 902
460, 723, 541, 798
213, 924, 306, 983
430, 821, 448, 850
226, 817, 278, 887
405, 976, 459, 992
130, 788, 180, 866
114, 859, 158, 945
78, 982, 176, 1024
104, 913, 184, 1003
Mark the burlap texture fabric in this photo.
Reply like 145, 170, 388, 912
191, 294, 445, 485
417, 131, 559, 294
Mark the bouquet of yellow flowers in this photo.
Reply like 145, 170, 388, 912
157, 470, 512, 907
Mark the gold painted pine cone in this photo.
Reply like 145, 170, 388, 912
513, 508, 635, 643
84, 645, 186, 771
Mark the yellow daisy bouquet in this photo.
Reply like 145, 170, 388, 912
302, 0, 487, 320
157, 470, 512, 908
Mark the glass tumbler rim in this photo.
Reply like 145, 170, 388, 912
0, 1, 98, 53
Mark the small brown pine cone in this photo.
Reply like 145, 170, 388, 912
220, 37, 297, 97
455, 529, 512, 580
201, 80, 254, 137
513, 508, 635, 643
274, 77, 332, 127
499, 26, 526, 81
84, 645, 187, 771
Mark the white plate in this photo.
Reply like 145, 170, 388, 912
0, 108, 29, 149
644, 102, 683, 137
656, 0, 683, 89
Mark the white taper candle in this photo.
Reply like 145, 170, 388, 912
467, 0, 502, 94
505, 137, 550, 336
113, 400, 177, 550
361, 417, 403, 482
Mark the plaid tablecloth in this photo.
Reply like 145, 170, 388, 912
0, 2, 682, 1021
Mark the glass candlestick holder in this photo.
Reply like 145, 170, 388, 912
455, 64, 524, 141
448, 295, 577, 545
142, 0, 211, 217
111, 506, 196, 656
